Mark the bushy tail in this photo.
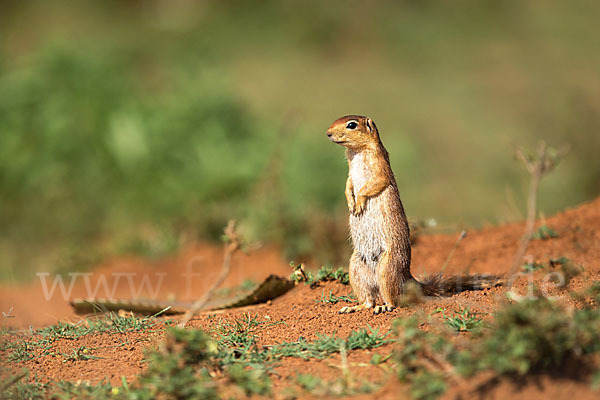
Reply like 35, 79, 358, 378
418, 274, 504, 297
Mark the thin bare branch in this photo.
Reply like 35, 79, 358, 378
178, 220, 241, 328
440, 230, 467, 274
506, 141, 569, 292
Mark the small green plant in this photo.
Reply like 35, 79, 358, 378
296, 373, 323, 392
434, 308, 483, 332
393, 317, 454, 400
290, 263, 349, 286
6, 341, 36, 362
215, 313, 271, 366
346, 326, 390, 350
549, 256, 570, 266
522, 261, 545, 272
227, 364, 271, 396
315, 289, 355, 304
295, 373, 378, 397
134, 327, 219, 400
532, 225, 558, 240
314, 265, 350, 284
61, 346, 103, 362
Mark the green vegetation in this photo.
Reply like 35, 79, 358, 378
4, 296, 600, 399
520, 257, 582, 287
1, 310, 164, 362
467, 297, 600, 376
522, 261, 545, 272
1, 329, 221, 400
586, 282, 600, 304
275, 326, 390, 360
1, 370, 49, 400
61, 346, 103, 363
433, 307, 484, 332
291, 263, 350, 286
315, 289, 355, 304
0, 370, 132, 400
0, 42, 271, 280
312, 265, 351, 285
393, 296, 600, 399
133, 327, 219, 399
2, 313, 391, 398
550, 256, 570, 266
227, 364, 271, 397
214, 312, 389, 365
393, 316, 452, 400
295, 373, 379, 397
533, 225, 559, 240
214, 312, 270, 366
2, 1, 600, 280
46, 380, 118, 400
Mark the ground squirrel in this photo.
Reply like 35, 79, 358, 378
327, 115, 500, 314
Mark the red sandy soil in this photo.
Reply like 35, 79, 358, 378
2, 197, 600, 399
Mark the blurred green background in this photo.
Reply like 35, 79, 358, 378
1, 0, 599, 281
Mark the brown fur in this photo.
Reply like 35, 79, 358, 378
327, 115, 501, 314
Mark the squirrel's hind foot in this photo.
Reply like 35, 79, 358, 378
373, 305, 395, 315
338, 302, 372, 314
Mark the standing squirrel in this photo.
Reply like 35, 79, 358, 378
327, 115, 500, 314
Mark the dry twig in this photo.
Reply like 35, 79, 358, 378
440, 230, 467, 274
506, 141, 569, 290
178, 220, 242, 327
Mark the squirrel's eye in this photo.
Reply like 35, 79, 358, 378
346, 121, 358, 130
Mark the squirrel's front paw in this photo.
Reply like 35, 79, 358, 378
347, 200, 356, 214
353, 197, 366, 215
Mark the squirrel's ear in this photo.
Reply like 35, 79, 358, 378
365, 118, 379, 136
365, 118, 374, 134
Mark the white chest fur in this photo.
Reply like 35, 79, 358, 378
348, 151, 372, 195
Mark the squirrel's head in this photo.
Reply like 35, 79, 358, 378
326, 115, 379, 150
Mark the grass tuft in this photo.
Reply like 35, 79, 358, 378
532, 225, 559, 240
434, 308, 484, 332
315, 289, 355, 304
2, 311, 163, 363
393, 316, 453, 400
291, 263, 350, 286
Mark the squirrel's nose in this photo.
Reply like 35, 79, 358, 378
327, 132, 333, 137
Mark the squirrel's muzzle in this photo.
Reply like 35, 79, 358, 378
326, 129, 341, 143
327, 133, 342, 144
